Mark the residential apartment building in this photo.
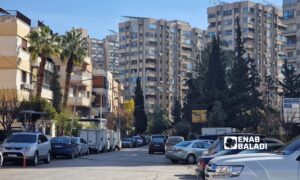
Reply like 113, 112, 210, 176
0, 8, 54, 102
207, 1, 286, 106
92, 69, 124, 119
283, 0, 300, 73
118, 17, 205, 114
88, 34, 119, 78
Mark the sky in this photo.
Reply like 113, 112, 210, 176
1, 0, 282, 39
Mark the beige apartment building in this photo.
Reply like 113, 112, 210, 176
282, 0, 300, 73
207, 1, 286, 106
0, 8, 54, 102
119, 17, 205, 115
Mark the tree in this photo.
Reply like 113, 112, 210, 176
133, 77, 148, 134
147, 107, 170, 134
60, 29, 87, 108
0, 89, 21, 132
227, 16, 250, 130
263, 74, 277, 110
207, 101, 226, 127
278, 59, 300, 98
55, 111, 81, 136
50, 66, 62, 113
174, 121, 190, 139
121, 99, 135, 135
27, 26, 60, 98
171, 98, 182, 125
246, 55, 263, 129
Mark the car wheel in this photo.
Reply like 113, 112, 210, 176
31, 152, 38, 166
44, 152, 51, 164
187, 154, 196, 164
171, 159, 178, 163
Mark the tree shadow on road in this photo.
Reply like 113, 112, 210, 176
174, 174, 197, 180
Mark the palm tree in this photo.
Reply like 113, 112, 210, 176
28, 26, 60, 98
60, 29, 87, 108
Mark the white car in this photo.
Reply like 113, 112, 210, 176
0, 132, 51, 166
205, 136, 300, 180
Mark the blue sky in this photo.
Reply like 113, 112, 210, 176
1, 0, 282, 39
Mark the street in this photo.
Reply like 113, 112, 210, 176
0, 146, 196, 180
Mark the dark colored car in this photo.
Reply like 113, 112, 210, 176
149, 138, 165, 154
198, 135, 219, 141
151, 134, 167, 142
122, 138, 133, 148
196, 149, 243, 180
50, 137, 79, 159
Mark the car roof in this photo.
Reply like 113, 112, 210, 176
13, 132, 41, 136
167, 136, 184, 139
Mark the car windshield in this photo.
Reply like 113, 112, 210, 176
176, 141, 191, 147
51, 137, 70, 144
152, 138, 164, 143
278, 136, 300, 155
167, 138, 183, 146
123, 138, 131, 142
6, 134, 36, 143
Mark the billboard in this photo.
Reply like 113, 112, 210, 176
192, 110, 207, 123
283, 98, 300, 123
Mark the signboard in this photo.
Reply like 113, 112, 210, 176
192, 110, 207, 123
283, 98, 300, 123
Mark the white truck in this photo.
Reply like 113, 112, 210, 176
80, 129, 107, 153
201, 127, 234, 135
106, 130, 121, 151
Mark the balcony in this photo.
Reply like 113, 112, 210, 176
41, 87, 53, 100
68, 96, 91, 107
71, 72, 92, 86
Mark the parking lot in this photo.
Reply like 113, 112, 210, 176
0, 146, 196, 180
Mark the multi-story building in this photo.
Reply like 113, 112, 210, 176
0, 8, 54, 102
118, 16, 205, 115
104, 34, 119, 78
87, 34, 119, 78
207, 1, 286, 106
282, 0, 300, 73
92, 69, 123, 120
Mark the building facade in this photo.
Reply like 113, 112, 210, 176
283, 0, 300, 73
118, 17, 205, 115
207, 1, 286, 106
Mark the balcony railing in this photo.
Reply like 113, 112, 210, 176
0, 8, 31, 26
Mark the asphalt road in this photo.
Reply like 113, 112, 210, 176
0, 146, 197, 180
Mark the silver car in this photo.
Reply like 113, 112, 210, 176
165, 140, 212, 164
0, 132, 51, 166
165, 136, 184, 152
73, 137, 89, 156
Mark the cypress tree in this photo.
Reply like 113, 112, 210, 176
50, 66, 62, 113
133, 77, 148, 134
278, 59, 300, 98
227, 16, 250, 130
171, 98, 182, 125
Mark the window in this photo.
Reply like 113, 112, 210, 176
287, 36, 296, 45
208, 32, 216, 37
38, 135, 48, 143
223, 19, 232, 26
21, 38, 27, 51
192, 142, 204, 148
21, 70, 27, 83
208, 13, 216, 18
223, 30, 232, 36
287, 52, 294, 57
283, 10, 295, 19
283, 0, 297, 5
223, 10, 232, 16
184, 39, 191, 45
149, 24, 157, 30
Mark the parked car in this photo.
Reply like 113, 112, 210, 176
165, 140, 212, 164
122, 138, 133, 148
73, 137, 89, 156
149, 137, 166, 154
0, 152, 2, 167
196, 142, 284, 180
165, 136, 184, 152
50, 137, 79, 159
0, 132, 51, 166
198, 135, 219, 141
204, 136, 300, 180
151, 134, 167, 142
132, 136, 143, 146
